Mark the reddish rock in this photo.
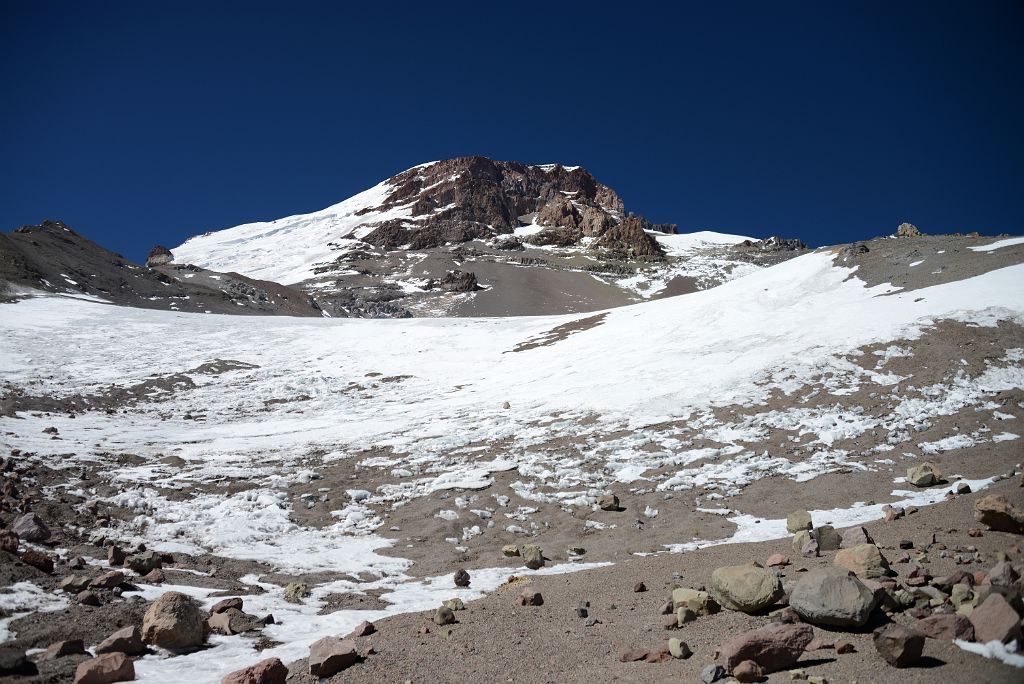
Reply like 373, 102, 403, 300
208, 608, 263, 635
916, 614, 975, 642
40, 639, 85, 660
308, 637, 359, 677
107, 546, 126, 567
643, 646, 673, 663
841, 526, 873, 548
95, 626, 146, 656
20, 549, 54, 574
765, 554, 790, 567
968, 528, 983, 537
873, 623, 925, 667
732, 659, 764, 682
969, 593, 1023, 644
350, 620, 376, 637
0, 531, 18, 553
518, 588, 543, 606
835, 640, 856, 654
618, 648, 648, 662
74, 652, 134, 684
807, 637, 834, 650
719, 623, 814, 673
219, 657, 288, 684
210, 597, 243, 614
142, 569, 165, 584
90, 571, 125, 589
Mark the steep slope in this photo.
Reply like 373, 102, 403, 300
0, 220, 323, 316
172, 157, 807, 317
1, 236, 1022, 681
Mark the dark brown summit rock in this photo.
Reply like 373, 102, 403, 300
146, 245, 173, 267
591, 216, 666, 260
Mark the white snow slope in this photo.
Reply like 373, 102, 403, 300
2, 251, 1024, 680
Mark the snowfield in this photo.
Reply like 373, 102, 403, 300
2, 251, 1024, 680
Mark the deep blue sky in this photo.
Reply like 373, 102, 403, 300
2, 1, 1021, 262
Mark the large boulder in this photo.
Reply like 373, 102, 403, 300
74, 653, 134, 684
522, 544, 545, 570
718, 623, 814, 674
786, 511, 813, 533
10, 513, 50, 542
788, 567, 879, 627
895, 222, 924, 238
308, 637, 359, 677
141, 591, 205, 651
710, 564, 784, 613
220, 657, 288, 684
835, 543, 890, 579
906, 463, 939, 487
873, 624, 924, 667
974, 495, 1024, 533
969, 593, 1023, 644
841, 526, 873, 548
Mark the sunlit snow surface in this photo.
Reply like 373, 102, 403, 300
3, 252, 1024, 680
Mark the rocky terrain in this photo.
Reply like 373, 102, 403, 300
171, 157, 812, 317
0, 221, 322, 317
0, 223, 1023, 682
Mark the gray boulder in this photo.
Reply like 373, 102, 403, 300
788, 567, 880, 627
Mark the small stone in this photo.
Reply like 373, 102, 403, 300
956, 482, 972, 494
968, 528, 983, 537
521, 544, 544, 570
283, 582, 310, 604
126, 551, 161, 576
208, 609, 264, 635
95, 626, 145, 656
142, 569, 163, 585
907, 463, 939, 487
671, 587, 719, 616
733, 659, 765, 683
433, 606, 456, 625
619, 648, 647, 662
701, 663, 726, 683
76, 590, 101, 606
74, 652, 134, 684
575, 602, 589, 619
40, 639, 86, 660
453, 568, 470, 587
307, 637, 359, 678
567, 545, 586, 556
90, 571, 125, 589
676, 606, 697, 625
585, 616, 600, 626
786, 511, 813, 533
873, 623, 925, 667
350, 620, 375, 637
835, 640, 855, 654
668, 637, 692, 659
219, 657, 288, 684
597, 493, 620, 511
633, 581, 647, 593
518, 588, 543, 606
801, 538, 820, 558
899, 540, 913, 550
107, 546, 126, 567
211, 597, 244, 614
969, 593, 1023, 644
791, 530, 812, 553
501, 544, 520, 557
10, 513, 50, 542
442, 598, 465, 611
883, 505, 905, 522
766, 553, 790, 567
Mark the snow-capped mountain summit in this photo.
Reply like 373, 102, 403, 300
171, 157, 805, 318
